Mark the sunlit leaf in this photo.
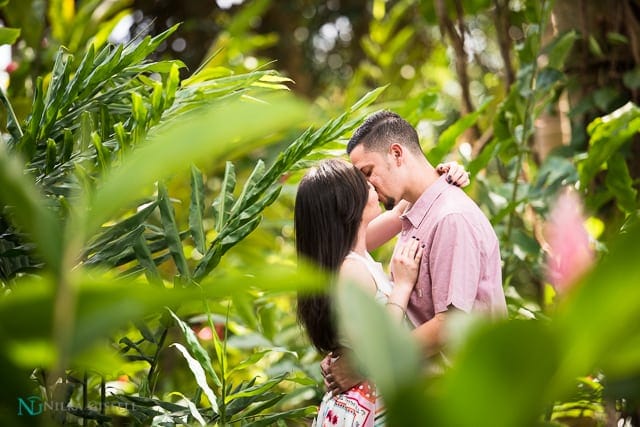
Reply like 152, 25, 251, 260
171, 342, 220, 414
169, 308, 221, 388
189, 165, 207, 254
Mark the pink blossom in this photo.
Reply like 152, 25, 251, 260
543, 188, 595, 294
196, 326, 213, 341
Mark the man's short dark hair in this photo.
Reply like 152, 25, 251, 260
346, 110, 422, 155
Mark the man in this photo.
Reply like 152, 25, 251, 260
324, 110, 507, 393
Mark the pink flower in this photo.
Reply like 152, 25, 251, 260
543, 188, 595, 294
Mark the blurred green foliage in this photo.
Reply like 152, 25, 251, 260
0, 0, 639, 426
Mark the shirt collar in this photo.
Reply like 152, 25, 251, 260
401, 174, 450, 228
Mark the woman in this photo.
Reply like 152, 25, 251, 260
294, 159, 467, 426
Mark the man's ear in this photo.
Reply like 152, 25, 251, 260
389, 143, 403, 164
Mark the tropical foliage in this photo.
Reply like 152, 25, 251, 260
0, 0, 639, 426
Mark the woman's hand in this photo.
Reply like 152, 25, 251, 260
387, 238, 423, 321
436, 161, 470, 187
390, 237, 424, 291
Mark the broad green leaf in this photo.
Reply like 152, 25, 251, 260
168, 309, 221, 388
126, 60, 187, 74
225, 349, 272, 378
83, 201, 157, 257
0, 262, 324, 373
167, 391, 206, 426
157, 183, 191, 280
230, 394, 284, 420
336, 281, 421, 397
428, 97, 492, 165
171, 343, 219, 414
84, 224, 144, 267
623, 67, 640, 90
0, 27, 20, 45
605, 152, 637, 213
220, 215, 262, 251
0, 83, 23, 140
189, 165, 206, 254
242, 406, 318, 427
132, 234, 163, 286
87, 93, 305, 236
579, 102, 640, 185
552, 220, 640, 397
47, 0, 74, 42
40, 49, 72, 139
535, 67, 564, 94
22, 77, 45, 157
349, 85, 388, 112
230, 160, 266, 217
225, 373, 287, 403
214, 161, 237, 232
433, 319, 559, 427
45, 138, 57, 174
230, 292, 259, 332
79, 110, 94, 152
542, 30, 578, 69
91, 131, 108, 171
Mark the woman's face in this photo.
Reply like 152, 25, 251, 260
362, 181, 382, 224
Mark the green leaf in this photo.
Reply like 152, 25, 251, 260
45, 138, 57, 174
84, 201, 157, 258
230, 160, 266, 218
433, 319, 559, 427
157, 183, 191, 280
535, 67, 564, 94
168, 309, 222, 388
225, 349, 272, 378
0, 83, 23, 141
91, 131, 108, 171
349, 85, 388, 112
605, 153, 638, 214
623, 67, 640, 90
336, 281, 421, 397
167, 391, 206, 426
171, 343, 220, 414
542, 30, 578, 69
0, 144, 63, 274
428, 97, 492, 165
87, 93, 305, 236
0, 27, 20, 45
84, 224, 144, 267
132, 233, 163, 286
189, 165, 206, 254
587, 35, 604, 57
225, 373, 287, 403
579, 102, 640, 185
552, 220, 640, 397
214, 161, 237, 232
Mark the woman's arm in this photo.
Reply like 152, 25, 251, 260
365, 200, 408, 251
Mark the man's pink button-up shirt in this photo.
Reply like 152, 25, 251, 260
395, 175, 507, 327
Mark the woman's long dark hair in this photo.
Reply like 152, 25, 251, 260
294, 159, 369, 353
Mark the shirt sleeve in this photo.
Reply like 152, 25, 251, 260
429, 213, 482, 314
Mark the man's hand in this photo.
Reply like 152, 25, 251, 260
320, 351, 364, 396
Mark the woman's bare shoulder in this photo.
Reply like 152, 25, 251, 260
338, 257, 377, 295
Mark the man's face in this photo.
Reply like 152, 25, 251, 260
349, 144, 398, 210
